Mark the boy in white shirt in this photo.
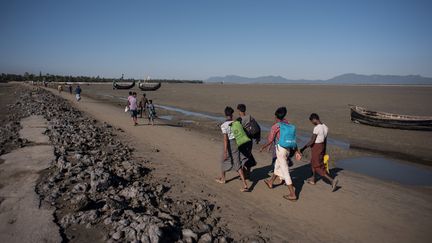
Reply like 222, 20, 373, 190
215, 106, 249, 192
300, 113, 338, 191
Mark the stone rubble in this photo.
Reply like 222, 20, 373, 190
4, 87, 245, 242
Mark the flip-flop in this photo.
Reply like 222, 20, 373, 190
305, 179, 316, 185
240, 187, 250, 192
283, 195, 297, 201
332, 178, 339, 192
263, 180, 273, 189
215, 178, 226, 184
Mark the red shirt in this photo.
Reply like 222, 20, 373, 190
267, 119, 289, 143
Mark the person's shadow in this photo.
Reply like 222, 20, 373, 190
290, 165, 344, 198
248, 162, 343, 198
248, 164, 274, 191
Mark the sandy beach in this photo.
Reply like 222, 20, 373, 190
81, 83, 432, 166
31, 83, 432, 242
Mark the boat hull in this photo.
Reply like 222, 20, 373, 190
350, 106, 432, 131
138, 82, 161, 91
113, 81, 135, 90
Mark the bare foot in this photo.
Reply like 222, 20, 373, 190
215, 178, 225, 184
283, 194, 297, 201
240, 186, 250, 192
306, 179, 316, 185
264, 180, 273, 189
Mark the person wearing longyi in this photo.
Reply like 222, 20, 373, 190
300, 113, 339, 191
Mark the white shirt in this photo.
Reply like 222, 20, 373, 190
313, 124, 328, 144
221, 121, 235, 140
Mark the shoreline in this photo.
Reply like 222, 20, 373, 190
34, 83, 432, 242
74, 87, 431, 169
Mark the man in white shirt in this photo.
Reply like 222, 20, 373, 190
300, 113, 338, 191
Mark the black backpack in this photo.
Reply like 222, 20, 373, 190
244, 117, 261, 140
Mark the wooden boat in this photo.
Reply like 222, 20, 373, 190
349, 105, 432, 131
112, 80, 135, 90
138, 81, 161, 91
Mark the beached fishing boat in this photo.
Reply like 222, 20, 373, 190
349, 105, 432, 131
138, 81, 161, 91
112, 80, 135, 90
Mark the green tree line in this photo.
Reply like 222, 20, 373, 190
0, 72, 203, 84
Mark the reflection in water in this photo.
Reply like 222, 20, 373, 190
337, 157, 432, 186
155, 104, 225, 122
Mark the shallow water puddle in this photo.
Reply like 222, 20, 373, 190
153, 104, 350, 148
110, 95, 431, 186
159, 115, 174, 121
155, 104, 226, 122
336, 157, 432, 186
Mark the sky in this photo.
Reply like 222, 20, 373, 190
0, 0, 431, 80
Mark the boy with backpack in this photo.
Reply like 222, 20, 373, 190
260, 107, 301, 201
237, 104, 259, 173
216, 107, 249, 192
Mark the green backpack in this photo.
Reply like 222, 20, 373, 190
230, 121, 251, 146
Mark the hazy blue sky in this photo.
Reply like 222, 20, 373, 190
1, 0, 431, 80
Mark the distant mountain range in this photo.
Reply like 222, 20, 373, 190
206, 73, 432, 85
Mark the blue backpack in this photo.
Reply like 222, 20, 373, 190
278, 122, 297, 148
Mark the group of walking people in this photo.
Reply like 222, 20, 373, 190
126, 92, 156, 126
216, 104, 338, 201
57, 83, 82, 101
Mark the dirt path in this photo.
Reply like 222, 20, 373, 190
0, 115, 61, 243
45, 87, 432, 242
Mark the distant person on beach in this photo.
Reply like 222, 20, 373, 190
300, 113, 338, 191
139, 93, 149, 118
216, 106, 249, 192
68, 84, 73, 94
237, 104, 259, 175
147, 100, 156, 125
127, 92, 138, 126
75, 85, 81, 101
260, 107, 300, 201
57, 84, 63, 93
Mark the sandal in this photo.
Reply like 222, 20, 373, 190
215, 178, 226, 184
332, 178, 339, 192
264, 180, 273, 189
306, 179, 316, 185
240, 187, 250, 192
283, 195, 297, 201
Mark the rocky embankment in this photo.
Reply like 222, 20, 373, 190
2, 86, 238, 243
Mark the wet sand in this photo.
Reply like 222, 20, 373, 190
82, 83, 432, 165
40, 84, 432, 242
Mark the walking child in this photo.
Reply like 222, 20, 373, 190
147, 100, 156, 125
236, 104, 259, 175
75, 85, 82, 101
260, 107, 300, 201
127, 92, 138, 126
216, 106, 249, 192
139, 93, 149, 118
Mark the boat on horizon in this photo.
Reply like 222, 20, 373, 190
349, 105, 432, 131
